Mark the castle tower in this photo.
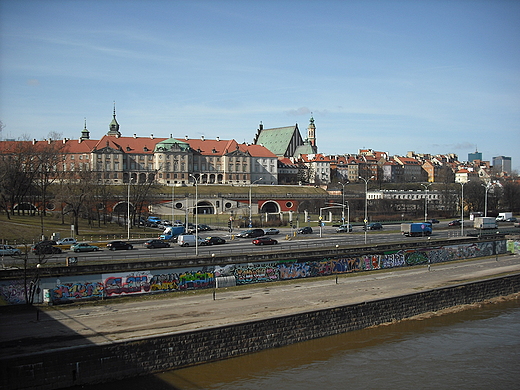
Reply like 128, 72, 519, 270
107, 102, 121, 136
80, 118, 90, 140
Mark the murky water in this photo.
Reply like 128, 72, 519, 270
85, 298, 519, 390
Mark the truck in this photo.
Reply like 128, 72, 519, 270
159, 226, 185, 240
401, 222, 432, 237
495, 212, 513, 222
474, 217, 498, 230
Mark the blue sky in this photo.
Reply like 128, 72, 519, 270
1, 0, 519, 171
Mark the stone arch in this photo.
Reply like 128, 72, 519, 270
196, 201, 214, 215
260, 201, 280, 214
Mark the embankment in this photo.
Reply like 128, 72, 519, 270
1, 273, 518, 390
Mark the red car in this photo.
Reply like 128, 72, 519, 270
252, 237, 278, 245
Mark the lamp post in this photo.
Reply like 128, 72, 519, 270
127, 177, 133, 241
249, 178, 262, 228
420, 183, 433, 222
459, 181, 468, 236
359, 176, 374, 244
189, 174, 199, 255
338, 182, 347, 225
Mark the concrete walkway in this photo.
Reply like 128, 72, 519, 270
1, 255, 519, 359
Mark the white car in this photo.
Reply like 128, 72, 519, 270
0, 245, 21, 256
263, 228, 280, 235
56, 237, 77, 245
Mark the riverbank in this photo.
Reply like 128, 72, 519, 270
1, 255, 519, 390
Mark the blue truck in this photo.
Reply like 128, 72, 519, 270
159, 226, 185, 240
401, 222, 432, 237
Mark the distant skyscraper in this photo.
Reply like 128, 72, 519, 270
492, 156, 512, 174
468, 150, 482, 162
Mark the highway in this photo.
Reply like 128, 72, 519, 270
3, 220, 516, 267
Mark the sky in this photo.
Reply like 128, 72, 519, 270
1, 0, 519, 171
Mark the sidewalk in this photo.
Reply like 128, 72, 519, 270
1, 255, 519, 359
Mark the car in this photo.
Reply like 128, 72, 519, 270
0, 245, 21, 256
448, 220, 461, 227
198, 224, 212, 231
236, 229, 265, 238
56, 237, 78, 245
31, 242, 62, 255
505, 217, 517, 222
364, 223, 383, 230
177, 234, 208, 247
106, 241, 133, 251
336, 224, 353, 233
428, 219, 440, 224
204, 236, 226, 245
263, 228, 280, 235
297, 226, 313, 234
252, 237, 278, 245
71, 243, 100, 253
144, 239, 171, 249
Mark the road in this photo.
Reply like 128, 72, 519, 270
1, 253, 519, 359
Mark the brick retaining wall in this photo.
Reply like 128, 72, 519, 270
1, 273, 519, 390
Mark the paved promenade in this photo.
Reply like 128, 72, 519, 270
1, 255, 519, 359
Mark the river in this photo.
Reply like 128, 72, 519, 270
81, 296, 519, 390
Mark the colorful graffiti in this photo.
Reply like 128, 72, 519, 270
51, 282, 104, 302
0, 239, 508, 305
0, 280, 27, 305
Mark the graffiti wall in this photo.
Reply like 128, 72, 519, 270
0, 240, 508, 305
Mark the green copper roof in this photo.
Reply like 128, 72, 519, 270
255, 126, 301, 156
154, 138, 191, 152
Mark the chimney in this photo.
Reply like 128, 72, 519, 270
63, 138, 67, 144
78, 138, 82, 143
216, 136, 220, 141
150, 134, 154, 139
47, 139, 52, 144
133, 134, 137, 138
201, 135, 205, 141
185, 135, 188, 140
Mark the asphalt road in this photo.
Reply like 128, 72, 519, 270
1, 253, 519, 359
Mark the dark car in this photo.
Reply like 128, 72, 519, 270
198, 224, 212, 231
144, 239, 170, 249
107, 241, 133, 251
297, 226, 313, 234
505, 217, 517, 222
364, 222, 383, 230
252, 237, 278, 245
31, 241, 62, 255
448, 220, 461, 227
204, 236, 226, 245
236, 228, 265, 238
428, 219, 440, 224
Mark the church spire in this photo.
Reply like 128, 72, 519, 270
80, 117, 90, 140
307, 113, 316, 148
107, 101, 121, 136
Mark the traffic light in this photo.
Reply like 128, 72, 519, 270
228, 220, 232, 232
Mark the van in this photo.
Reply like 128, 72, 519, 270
177, 234, 206, 247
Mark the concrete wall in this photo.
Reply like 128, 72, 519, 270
1, 274, 518, 390
0, 239, 508, 305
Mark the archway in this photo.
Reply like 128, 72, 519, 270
260, 201, 280, 214
196, 201, 214, 215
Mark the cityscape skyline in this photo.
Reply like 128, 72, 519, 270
1, 1, 519, 171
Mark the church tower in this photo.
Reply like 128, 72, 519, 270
107, 102, 121, 136
307, 114, 316, 148
80, 118, 90, 140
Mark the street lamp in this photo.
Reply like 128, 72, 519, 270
127, 177, 134, 241
420, 183, 433, 222
249, 178, 262, 228
189, 174, 199, 255
337, 182, 347, 225
359, 176, 374, 244
459, 181, 468, 236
